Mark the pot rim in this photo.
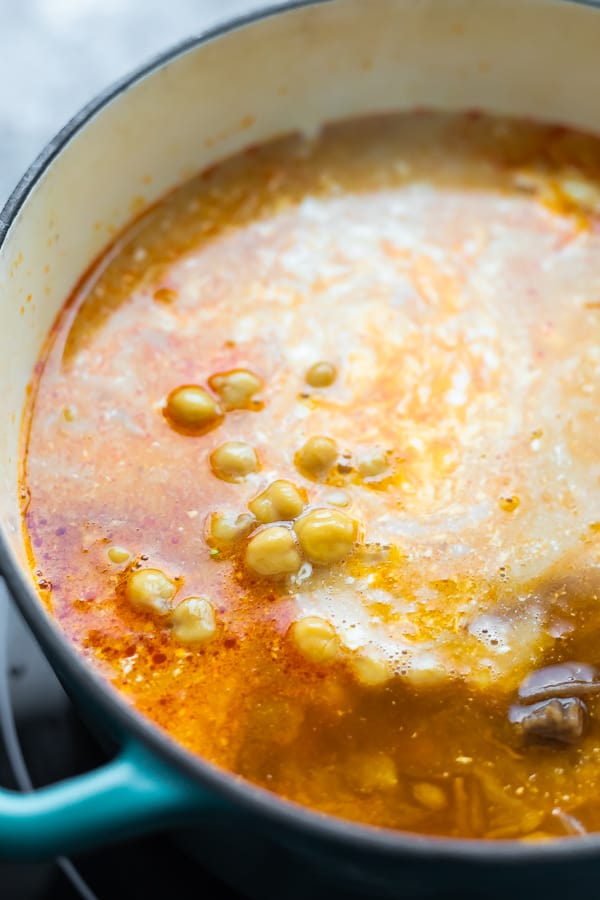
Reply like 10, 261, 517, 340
1, 0, 599, 865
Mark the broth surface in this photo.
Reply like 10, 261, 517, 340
23, 113, 600, 839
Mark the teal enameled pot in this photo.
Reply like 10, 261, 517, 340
2, 1, 600, 895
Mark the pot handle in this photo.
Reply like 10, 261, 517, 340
0, 737, 217, 860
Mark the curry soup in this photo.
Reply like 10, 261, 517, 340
22, 113, 600, 840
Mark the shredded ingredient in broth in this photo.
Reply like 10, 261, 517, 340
22, 113, 600, 839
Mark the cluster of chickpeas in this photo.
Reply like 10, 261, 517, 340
189, 360, 363, 667
287, 615, 392, 687
114, 361, 393, 680
207, 483, 391, 683
210, 479, 360, 575
114, 538, 392, 681
295, 366, 391, 485
207, 473, 375, 672
163, 368, 262, 435
188, 363, 362, 574
163, 369, 268, 485
106, 551, 218, 646
295, 435, 391, 484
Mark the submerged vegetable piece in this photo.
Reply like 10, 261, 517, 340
351, 653, 392, 687
22, 112, 600, 839
412, 781, 448, 812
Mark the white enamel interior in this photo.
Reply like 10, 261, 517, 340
1, 0, 600, 566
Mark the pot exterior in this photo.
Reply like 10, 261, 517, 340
178, 809, 596, 899
2, 0, 600, 884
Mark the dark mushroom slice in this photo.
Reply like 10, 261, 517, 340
518, 662, 600, 703
509, 697, 587, 745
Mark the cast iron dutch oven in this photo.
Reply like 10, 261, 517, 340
1, 1, 600, 896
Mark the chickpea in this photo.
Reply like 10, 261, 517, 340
358, 448, 389, 479
248, 480, 306, 524
352, 654, 391, 687
172, 596, 216, 644
208, 369, 262, 410
295, 435, 338, 479
499, 495, 520, 512
412, 782, 447, 812
245, 526, 301, 576
305, 361, 337, 388
349, 754, 398, 792
210, 441, 259, 482
289, 616, 340, 663
207, 511, 255, 548
107, 545, 130, 564
164, 385, 222, 434
126, 568, 176, 615
294, 508, 358, 564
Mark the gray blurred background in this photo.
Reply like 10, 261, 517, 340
0, 0, 286, 205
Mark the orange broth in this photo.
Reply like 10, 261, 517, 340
21, 113, 600, 839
